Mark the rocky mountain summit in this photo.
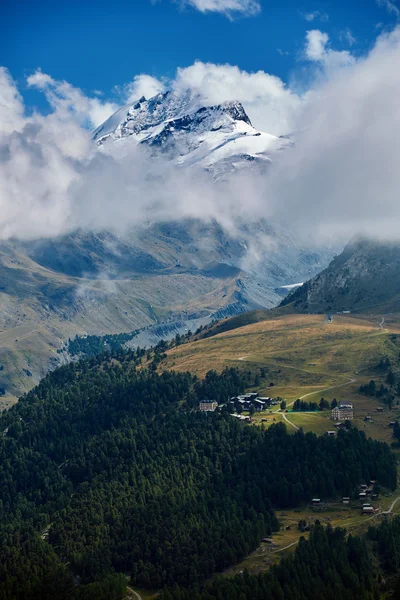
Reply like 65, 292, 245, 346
93, 90, 290, 175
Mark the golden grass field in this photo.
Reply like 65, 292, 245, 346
163, 313, 400, 383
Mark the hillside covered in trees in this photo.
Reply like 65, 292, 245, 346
0, 350, 398, 599
64, 330, 141, 358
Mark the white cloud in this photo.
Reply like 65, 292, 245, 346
172, 61, 302, 134
27, 71, 118, 128
122, 74, 166, 103
179, 0, 261, 18
0, 68, 254, 239
377, 0, 400, 17
304, 30, 355, 69
264, 26, 400, 242
302, 10, 329, 22
340, 28, 356, 46
304, 30, 329, 60
25, 60, 302, 138
24, 31, 352, 142
0, 89, 91, 239
0, 67, 25, 134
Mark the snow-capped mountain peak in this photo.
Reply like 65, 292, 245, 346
93, 90, 290, 174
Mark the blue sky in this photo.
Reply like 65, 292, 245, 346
1, 0, 399, 113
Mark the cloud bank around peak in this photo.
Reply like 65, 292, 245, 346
172, 61, 302, 135
266, 26, 400, 241
123, 74, 167, 104
2, 27, 400, 244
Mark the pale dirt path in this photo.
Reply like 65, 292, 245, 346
127, 587, 143, 600
385, 494, 400, 514
272, 540, 299, 553
279, 313, 389, 430
237, 349, 357, 431
277, 376, 357, 431
0, 326, 41, 345
14, 329, 40, 342
282, 412, 299, 431
235, 353, 354, 432
297, 377, 357, 403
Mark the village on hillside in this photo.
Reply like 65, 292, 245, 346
200, 393, 279, 422
199, 394, 355, 428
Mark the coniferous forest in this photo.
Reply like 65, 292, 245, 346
0, 350, 398, 599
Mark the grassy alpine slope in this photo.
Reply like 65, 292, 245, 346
161, 312, 400, 444
162, 313, 400, 385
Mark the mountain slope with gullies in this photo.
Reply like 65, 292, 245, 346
280, 238, 400, 314
0, 220, 332, 401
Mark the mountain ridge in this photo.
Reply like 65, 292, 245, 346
280, 237, 400, 314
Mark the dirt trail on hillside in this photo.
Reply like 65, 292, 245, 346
127, 587, 143, 600
279, 377, 357, 430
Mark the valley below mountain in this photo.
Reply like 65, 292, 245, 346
0, 219, 332, 401
0, 90, 335, 402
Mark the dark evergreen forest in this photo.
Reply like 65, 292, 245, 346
64, 331, 141, 358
